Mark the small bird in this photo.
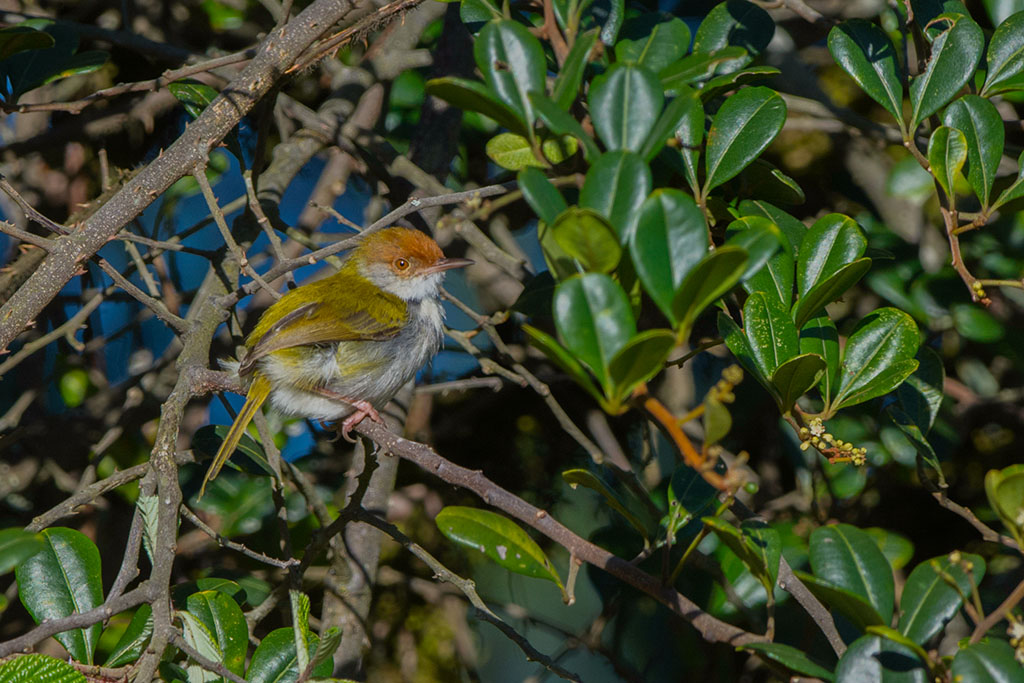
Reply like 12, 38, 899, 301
201, 227, 472, 497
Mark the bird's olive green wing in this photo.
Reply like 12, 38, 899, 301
239, 276, 406, 375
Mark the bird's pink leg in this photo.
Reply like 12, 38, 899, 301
312, 388, 383, 442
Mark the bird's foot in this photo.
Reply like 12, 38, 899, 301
339, 400, 382, 442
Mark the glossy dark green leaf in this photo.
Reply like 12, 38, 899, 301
16, 528, 103, 664
0, 26, 54, 61
673, 247, 749, 337
724, 215, 782, 281
555, 0, 625, 45
743, 291, 799, 379
909, 14, 984, 130
951, 303, 1005, 342
552, 29, 599, 109
797, 214, 867, 300
720, 311, 765, 386
692, 0, 774, 74
168, 79, 219, 120
771, 353, 826, 413
522, 325, 604, 403
667, 464, 718, 537
474, 20, 546, 127
104, 605, 153, 668
630, 189, 708, 322
926, 126, 967, 201
615, 14, 690, 73
793, 258, 872, 330
660, 47, 748, 93
186, 590, 247, 676
942, 96, 1004, 208
739, 643, 835, 681
0, 654, 85, 683
554, 274, 636, 389
0, 23, 98, 102
735, 158, 805, 205
531, 91, 602, 161
835, 635, 928, 682
436, 506, 563, 587
640, 86, 701, 163
0, 528, 43, 574
981, 11, 1024, 96
737, 200, 806, 258
899, 553, 985, 645
459, 0, 501, 24
703, 87, 787, 193
896, 346, 944, 432
589, 64, 663, 152
864, 528, 915, 572
795, 571, 888, 632
518, 167, 567, 225
43, 50, 107, 83
563, 469, 649, 539
828, 20, 905, 128
991, 152, 1024, 212
951, 639, 1023, 683
608, 329, 676, 403
425, 77, 527, 134
246, 628, 332, 683
579, 150, 652, 240
799, 315, 840, 404
887, 406, 943, 479
910, 0, 969, 36
810, 524, 895, 623
698, 65, 781, 102
550, 207, 622, 273
192, 425, 274, 477
704, 517, 780, 592
834, 308, 920, 411
674, 90, 705, 192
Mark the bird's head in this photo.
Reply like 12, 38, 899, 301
352, 227, 473, 301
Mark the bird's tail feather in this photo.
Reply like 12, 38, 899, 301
200, 373, 271, 498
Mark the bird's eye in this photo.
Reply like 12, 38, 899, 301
394, 257, 410, 271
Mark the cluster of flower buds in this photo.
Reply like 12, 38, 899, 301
797, 416, 867, 465
710, 364, 743, 404
1008, 614, 1024, 665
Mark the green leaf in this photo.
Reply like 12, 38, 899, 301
698, 65, 781, 102
474, 20, 546, 127
640, 86, 702, 163
673, 90, 705, 193
177, 610, 222, 682
895, 346, 944, 433
703, 517, 781, 592
660, 47, 749, 93
554, 274, 635, 390
951, 639, 1024, 683
309, 626, 342, 672
833, 308, 920, 411
799, 315, 840, 405
991, 152, 1024, 212
667, 464, 718, 537
247, 628, 332, 683
615, 13, 691, 73
550, 207, 622, 273
724, 215, 782, 282
522, 325, 604, 404
720, 311, 765, 387
985, 465, 1024, 546
0, 26, 54, 62
835, 635, 928, 682
0, 654, 86, 683
588, 64, 663, 152
735, 158, 805, 206
942, 96, 1004, 208
926, 126, 967, 201
888, 156, 936, 204
703, 87, 787, 194
742, 291, 799, 379
531, 91, 601, 161
186, 590, 248, 676
887, 406, 944, 480
864, 528, 915, 572
192, 425, 274, 477
168, 79, 219, 120
552, 29, 599, 109
579, 150, 652, 241
792, 258, 872, 330
425, 77, 527, 134
104, 604, 153, 668
909, 14, 984, 130
951, 303, 1005, 342
981, 11, 1024, 96
518, 167, 567, 225
744, 233, 795, 309
630, 189, 708, 322
0, 528, 43, 574
672, 247, 749, 338
797, 214, 867, 300
771, 353, 827, 413
736, 200, 806, 258
899, 553, 985, 645
486, 132, 540, 170
16, 528, 103, 664
436, 506, 563, 588
562, 469, 650, 539
795, 571, 889, 632
43, 50, 107, 83
608, 329, 676, 403
692, 0, 774, 74
460, 0, 502, 25
290, 590, 311, 674
704, 396, 732, 446
810, 524, 895, 624
828, 20, 905, 129
0, 22, 108, 102
738, 643, 835, 681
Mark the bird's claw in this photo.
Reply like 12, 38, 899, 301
339, 400, 382, 442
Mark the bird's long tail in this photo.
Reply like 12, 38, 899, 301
200, 373, 272, 498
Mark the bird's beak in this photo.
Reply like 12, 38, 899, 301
423, 257, 474, 274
